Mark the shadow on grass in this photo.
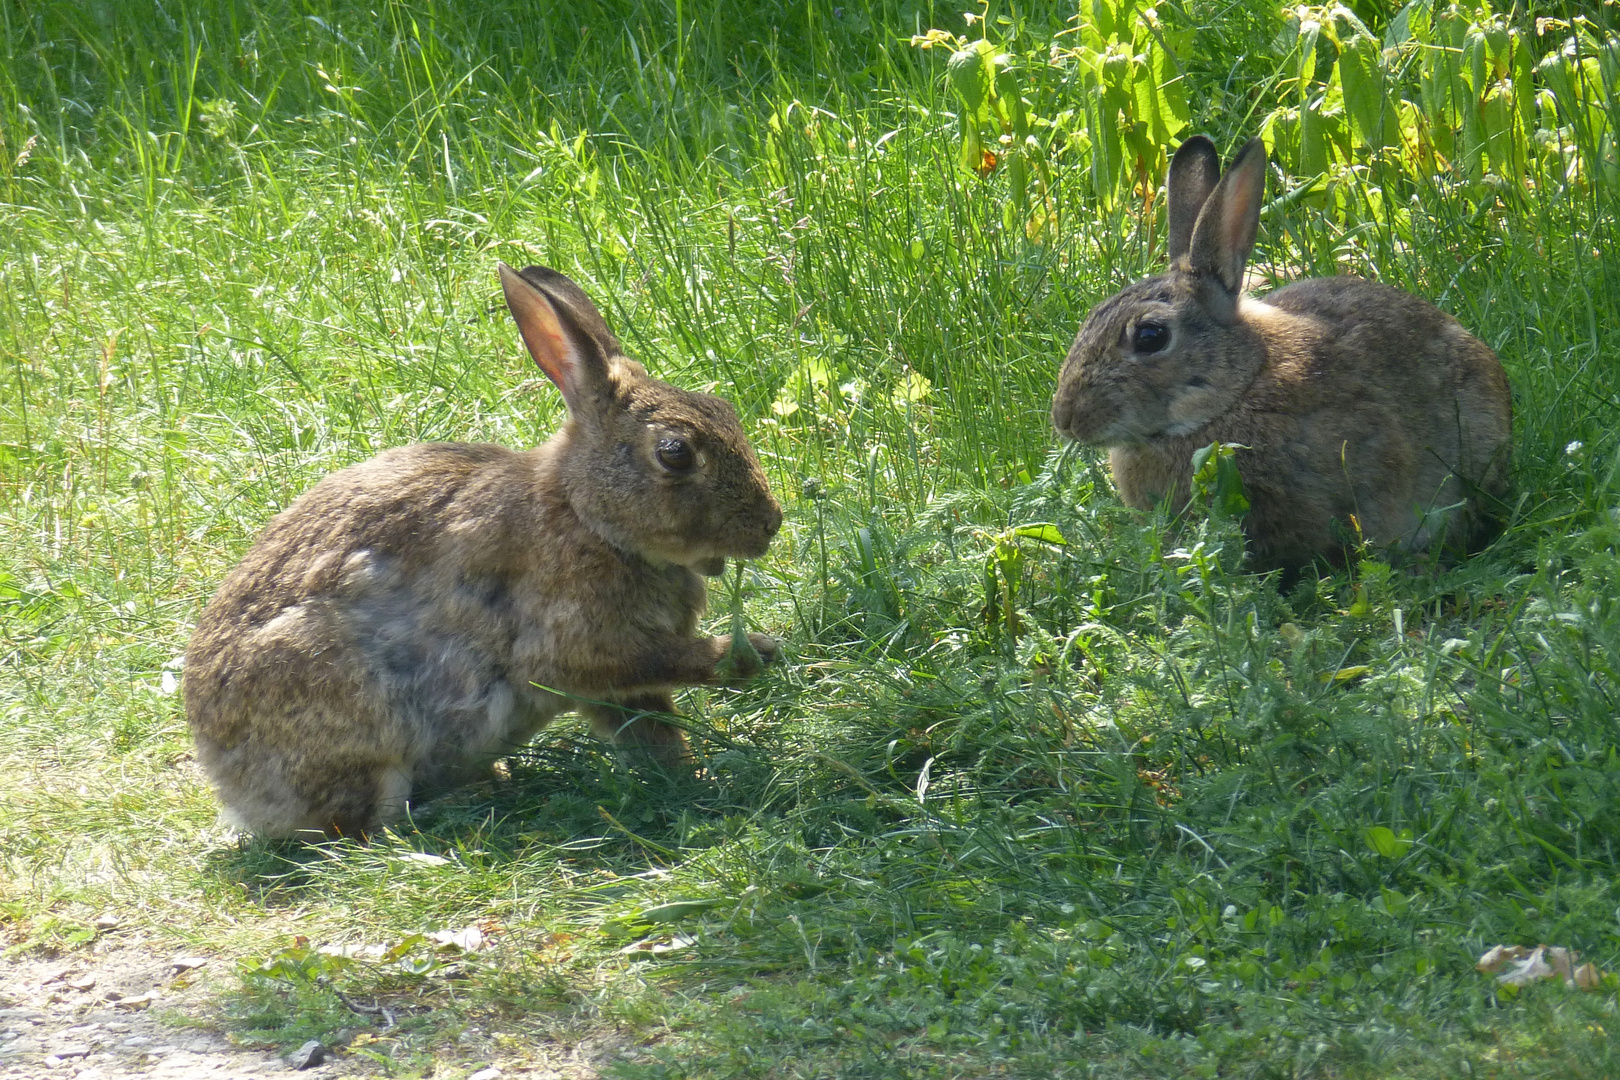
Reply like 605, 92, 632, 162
199, 722, 782, 901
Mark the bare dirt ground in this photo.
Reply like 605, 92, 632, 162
0, 942, 616, 1080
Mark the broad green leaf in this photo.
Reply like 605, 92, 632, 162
892, 369, 932, 404
1510, 29, 1535, 134
1483, 23, 1510, 76
958, 113, 983, 174
1329, 4, 1373, 42
1385, 0, 1424, 47
1100, 43, 1133, 93
1338, 32, 1388, 149
1299, 96, 1329, 177
994, 57, 1028, 139
1462, 27, 1488, 95
1012, 523, 1068, 546
947, 44, 991, 119
1364, 825, 1409, 858
1538, 50, 1579, 117
1085, 0, 1123, 46
1480, 82, 1520, 183
1091, 96, 1124, 202
1148, 37, 1190, 140
1295, 18, 1321, 103
1007, 150, 1028, 216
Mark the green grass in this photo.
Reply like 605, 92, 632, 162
4, 1, 1620, 1076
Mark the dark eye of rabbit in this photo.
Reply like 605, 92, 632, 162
1132, 321, 1171, 354
656, 437, 696, 472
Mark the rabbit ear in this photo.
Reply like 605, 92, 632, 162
499, 262, 616, 419
512, 264, 624, 357
1187, 137, 1267, 309
1166, 135, 1220, 262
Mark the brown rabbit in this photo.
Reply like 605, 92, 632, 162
184, 263, 783, 838
1050, 135, 1512, 572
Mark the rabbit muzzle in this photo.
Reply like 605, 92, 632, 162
728, 495, 782, 558
1051, 375, 1123, 446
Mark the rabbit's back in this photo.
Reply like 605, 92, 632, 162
185, 441, 700, 835
1262, 277, 1513, 517
1267, 277, 1510, 428
185, 444, 550, 832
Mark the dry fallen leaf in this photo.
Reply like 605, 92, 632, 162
1477, 944, 1607, 990
428, 925, 488, 953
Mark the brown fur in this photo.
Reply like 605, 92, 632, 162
185, 264, 782, 838
1051, 136, 1513, 572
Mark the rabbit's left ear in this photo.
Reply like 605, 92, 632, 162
1188, 137, 1267, 308
1167, 135, 1220, 263
499, 262, 616, 421
511, 264, 623, 357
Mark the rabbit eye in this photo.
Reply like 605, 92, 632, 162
656, 438, 696, 472
1132, 322, 1171, 354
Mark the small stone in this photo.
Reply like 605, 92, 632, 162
468, 1068, 503, 1080
53, 1046, 90, 1060
42, 1056, 63, 1068
64, 977, 96, 992
93, 914, 121, 930
286, 1040, 327, 1070
170, 956, 208, 972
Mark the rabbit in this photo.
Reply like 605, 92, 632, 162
1050, 134, 1513, 574
184, 262, 783, 839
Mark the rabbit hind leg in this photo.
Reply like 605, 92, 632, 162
210, 753, 413, 842
582, 691, 692, 766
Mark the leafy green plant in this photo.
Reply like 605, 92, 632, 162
912, 0, 1191, 236
1056, 0, 1192, 208
981, 521, 1068, 641
911, 11, 1058, 240
1261, 2, 1620, 203
1188, 441, 1250, 521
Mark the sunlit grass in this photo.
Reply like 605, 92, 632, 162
4, 1, 1620, 1077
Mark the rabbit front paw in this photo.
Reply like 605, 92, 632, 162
714, 633, 780, 680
